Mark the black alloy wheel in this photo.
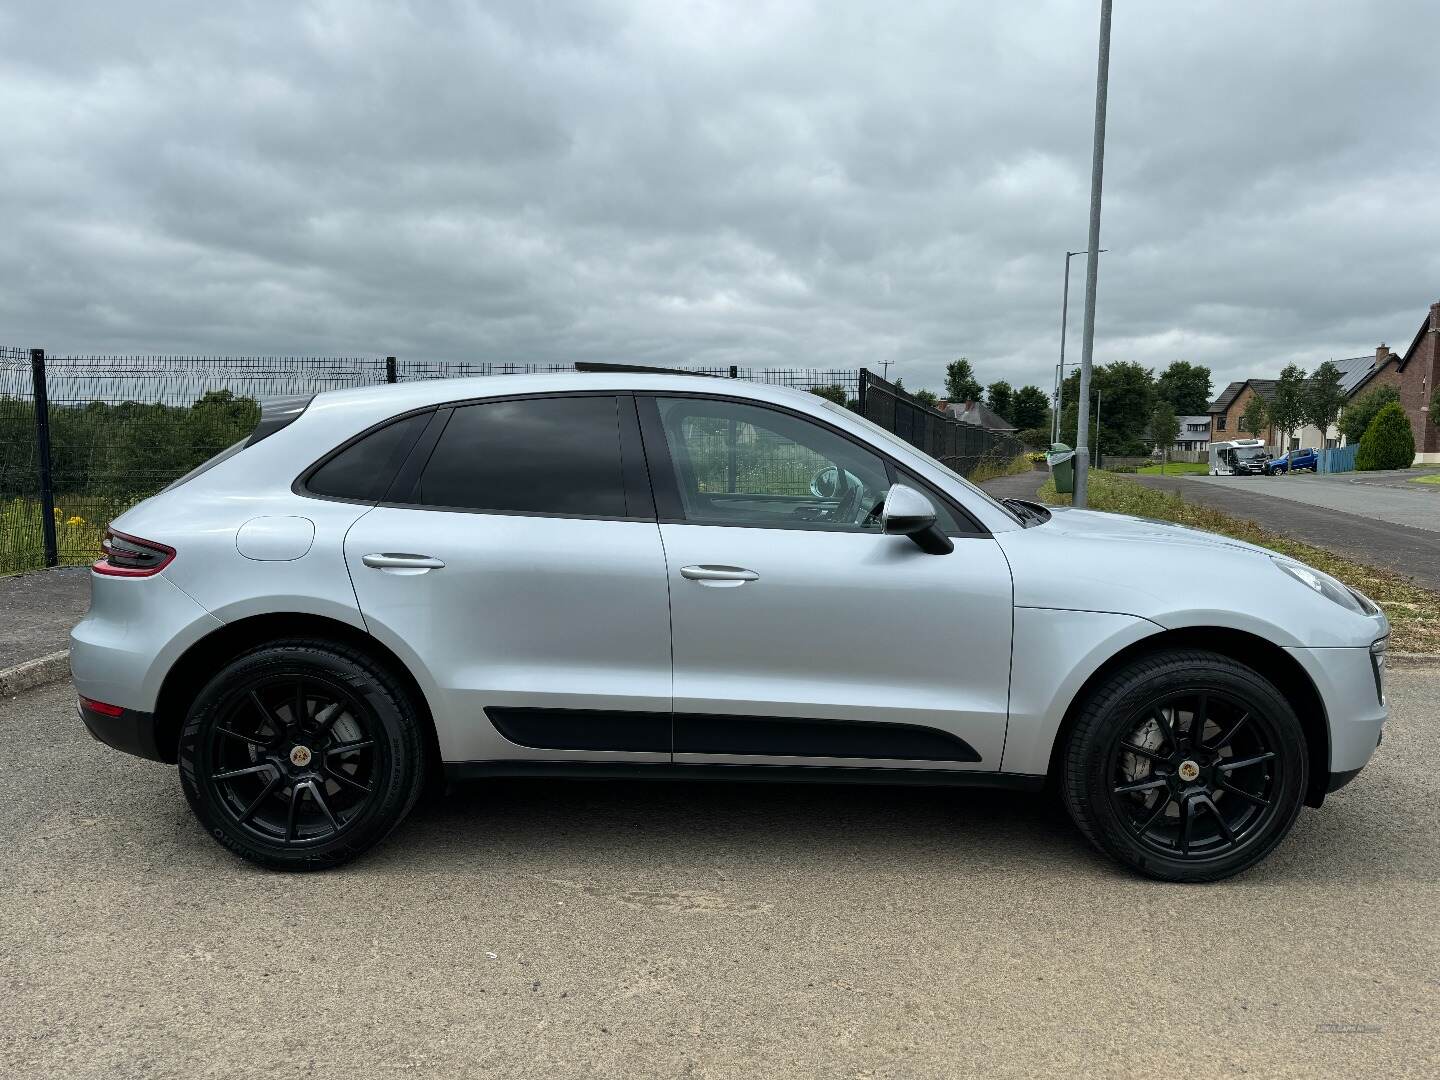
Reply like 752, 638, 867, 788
1062, 650, 1308, 883
179, 640, 425, 871
1107, 689, 1280, 860
205, 675, 378, 847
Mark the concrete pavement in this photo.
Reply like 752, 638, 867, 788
2, 677, 1437, 1079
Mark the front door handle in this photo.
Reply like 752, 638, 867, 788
680, 564, 759, 584
361, 553, 446, 571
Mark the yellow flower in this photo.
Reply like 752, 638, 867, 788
66, 515, 86, 527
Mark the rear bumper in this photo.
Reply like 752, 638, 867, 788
77, 698, 169, 763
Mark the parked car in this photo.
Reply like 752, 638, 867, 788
1266, 447, 1319, 475
71, 373, 1389, 882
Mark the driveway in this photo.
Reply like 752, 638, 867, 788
2, 677, 1437, 1078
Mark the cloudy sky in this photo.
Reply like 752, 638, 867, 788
3, 0, 1438, 398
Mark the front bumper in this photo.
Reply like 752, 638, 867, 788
1285, 644, 1387, 780
77, 698, 169, 762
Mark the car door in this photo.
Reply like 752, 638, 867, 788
637, 393, 1014, 773
342, 392, 674, 765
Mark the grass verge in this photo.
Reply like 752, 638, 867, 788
1135, 461, 1208, 476
1409, 473, 1440, 485
1038, 471, 1440, 654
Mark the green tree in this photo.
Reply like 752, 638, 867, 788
1431, 386, 1440, 431
809, 385, 848, 406
1268, 364, 1308, 454
1355, 401, 1415, 471
1015, 426, 1051, 449
1340, 384, 1399, 444
985, 380, 1013, 421
913, 388, 940, 408
1239, 394, 1269, 438
1057, 360, 1157, 456
1150, 401, 1180, 472
1155, 360, 1213, 415
944, 358, 982, 403
1010, 385, 1049, 430
1303, 361, 1346, 445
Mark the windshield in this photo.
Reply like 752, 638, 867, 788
815, 397, 1022, 524
1237, 447, 1270, 461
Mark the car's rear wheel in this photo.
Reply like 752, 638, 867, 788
1061, 649, 1308, 882
178, 640, 425, 871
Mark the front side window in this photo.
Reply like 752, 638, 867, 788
416, 395, 628, 518
654, 397, 906, 531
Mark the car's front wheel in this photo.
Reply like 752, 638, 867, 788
1061, 649, 1308, 882
178, 640, 426, 871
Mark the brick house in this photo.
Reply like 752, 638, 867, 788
1206, 343, 1422, 453
1389, 301, 1440, 463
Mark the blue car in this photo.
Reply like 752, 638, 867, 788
1266, 447, 1319, 475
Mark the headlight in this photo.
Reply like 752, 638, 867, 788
1271, 557, 1372, 614
1370, 637, 1387, 704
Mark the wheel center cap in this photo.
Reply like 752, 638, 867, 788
289, 745, 313, 768
1177, 759, 1201, 783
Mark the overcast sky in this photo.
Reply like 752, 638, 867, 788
3, 1, 1438, 399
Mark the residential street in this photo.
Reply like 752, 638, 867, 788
2, 676, 1437, 1079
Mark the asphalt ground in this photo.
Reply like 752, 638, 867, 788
0, 566, 89, 670
2, 676, 1437, 1079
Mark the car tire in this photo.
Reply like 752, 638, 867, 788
178, 639, 426, 871
1061, 649, 1308, 883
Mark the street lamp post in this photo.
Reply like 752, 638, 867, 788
1054, 248, 1106, 444
1072, 0, 1114, 508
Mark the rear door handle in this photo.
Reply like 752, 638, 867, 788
361, 553, 446, 571
680, 564, 759, 584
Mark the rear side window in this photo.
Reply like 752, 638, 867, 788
306, 413, 430, 501
416, 395, 627, 518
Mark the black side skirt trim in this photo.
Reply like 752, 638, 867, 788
486, 707, 671, 753
444, 760, 1042, 791
673, 713, 983, 762
485, 707, 984, 763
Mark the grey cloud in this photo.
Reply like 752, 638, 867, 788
1, 0, 1438, 398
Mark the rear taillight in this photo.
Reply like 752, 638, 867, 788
94, 528, 175, 577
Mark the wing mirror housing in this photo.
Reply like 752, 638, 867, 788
881, 484, 954, 555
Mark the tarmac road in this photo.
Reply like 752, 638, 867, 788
2, 676, 1438, 1079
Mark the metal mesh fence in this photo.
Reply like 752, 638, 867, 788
0, 354, 1000, 575
858, 371, 1021, 477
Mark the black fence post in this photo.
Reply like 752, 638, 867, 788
728, 365, 738, 379
857, 368, 869, 416
385, 356, 397, 384
29, 348, 58, 568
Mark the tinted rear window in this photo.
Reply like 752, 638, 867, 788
417, 396, 627, 517
307, 413, 430, 501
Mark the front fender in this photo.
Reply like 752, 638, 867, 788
1000, 608, 1161, 775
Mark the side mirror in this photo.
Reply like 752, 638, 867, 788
881, 484, 954, 555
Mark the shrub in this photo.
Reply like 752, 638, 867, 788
1355, 402, 1414, 471
1340, 384, 1399, 445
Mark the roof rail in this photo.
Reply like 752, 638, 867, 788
573, 362, 718, 377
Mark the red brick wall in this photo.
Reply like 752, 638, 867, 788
1396, 304, 1439, 457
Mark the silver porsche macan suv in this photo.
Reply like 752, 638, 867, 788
71, 373, 1389, 880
